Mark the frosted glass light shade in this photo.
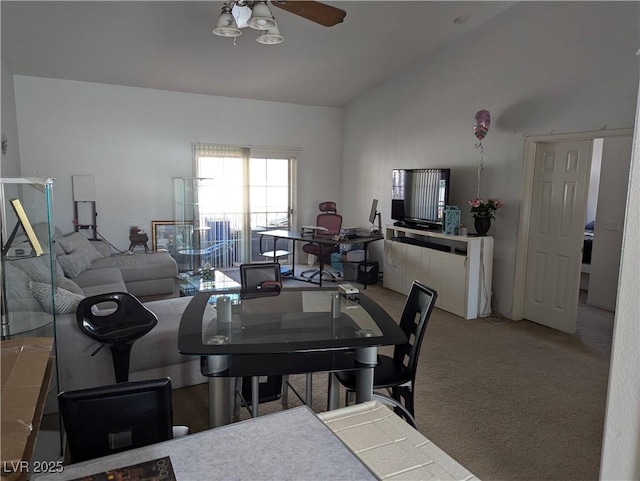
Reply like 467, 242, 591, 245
247, 1, 276, 30
256, 25, 284, 44
213, 11, 242, 37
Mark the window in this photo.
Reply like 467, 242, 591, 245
181, 144, 296, 269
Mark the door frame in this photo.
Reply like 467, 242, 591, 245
511, 128, 633, 320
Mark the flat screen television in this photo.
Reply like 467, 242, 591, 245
391, 168, 450, 230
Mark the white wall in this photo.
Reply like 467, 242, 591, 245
587, 136, 633, 311
586, 139, 603, 225
1, 58, 21, 176
14, 77, 342, 249
341, 1, 639, 317
600, 84, 640, 481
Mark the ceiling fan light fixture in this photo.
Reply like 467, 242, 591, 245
213, 7, 242, 37
247, 1, 277, 30
256, 25, 284, 45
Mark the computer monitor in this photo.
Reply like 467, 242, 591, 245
369, 199, 381, 235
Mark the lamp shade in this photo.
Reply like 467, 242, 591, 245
213, 10, 242, 37
256, 25, 284, 44
247, 1, 276, 30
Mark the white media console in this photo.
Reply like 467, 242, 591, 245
383, 225, 493, 319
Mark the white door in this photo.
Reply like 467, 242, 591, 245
523, 140, 592, 333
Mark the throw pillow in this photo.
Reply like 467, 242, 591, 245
29, 281, 85, 315
58, 232, 104, 261
57, 251, 92, 278
12, 255, 56, 283
56, 277, 84, 295
4, 263, 42, 312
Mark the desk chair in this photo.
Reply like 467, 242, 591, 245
335, 281, 437, 427
301, 202, 343, 282
259, 235, 293, 277
59, 378, 189, 464
235, 263, 284, 417
76, 292, 158, 383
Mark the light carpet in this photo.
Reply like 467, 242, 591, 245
172, 280, 613, 481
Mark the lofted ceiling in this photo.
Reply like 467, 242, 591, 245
1, 1, 516, 107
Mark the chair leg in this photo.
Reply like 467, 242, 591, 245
372, 393, 418, 430
233, 377, 242, 418
305, 373, 313, 406
345, 389, 355, 407
251, 376, 259, 418
110, 343, 133, 383
392, 385, 414, 418
281, 375, 289, 406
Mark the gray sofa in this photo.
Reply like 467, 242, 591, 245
5, 227, 205, 393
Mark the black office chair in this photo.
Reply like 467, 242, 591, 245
335, 281, 437, 427
76, 292, 158, 383
258, 234, 293, 277
235, 263, 284, 417
301, 202, 343, 282
59, 378, 188, 464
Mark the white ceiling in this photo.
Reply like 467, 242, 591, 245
1, 1, 516, 107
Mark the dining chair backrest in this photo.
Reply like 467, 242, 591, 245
393, 281, 438, 381
59, 378, 175, 464
239, 263, 282, 299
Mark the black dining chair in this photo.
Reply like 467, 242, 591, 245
335, 281, 437, 427
59, 378, 189, 463
76, 292, 158, 383
235, 263, 284, 417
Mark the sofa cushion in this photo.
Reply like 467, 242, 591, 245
58, 232, 104, 261
57, 277, 84, 295
91, 252, 177, 283
128, 296, 202, 372
29, 281, 84, 315
11, 254, 57, 283
90, 240, 112, 258
4, 263, 41, 312
72, 267, 126, 291
58, 251, 93, 278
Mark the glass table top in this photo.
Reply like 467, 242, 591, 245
178, 288, 406, 356
178, 270, 240, 295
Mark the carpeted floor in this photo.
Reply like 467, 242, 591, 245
172, 275, 613, 481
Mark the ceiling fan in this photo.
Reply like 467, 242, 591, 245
270, 1, 346, 28
213, 1, 346, 44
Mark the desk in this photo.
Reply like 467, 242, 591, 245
257, 229, 383, 287
178, 288, 406, 428
33, 406, 377, 481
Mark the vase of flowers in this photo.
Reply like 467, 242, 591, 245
468, 198, 503, 236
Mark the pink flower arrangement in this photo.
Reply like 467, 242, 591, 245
469, 198, 503, 219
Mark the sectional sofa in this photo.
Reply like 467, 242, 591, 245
5, 226, 205, 393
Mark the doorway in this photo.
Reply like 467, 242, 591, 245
512, 129, 633, 333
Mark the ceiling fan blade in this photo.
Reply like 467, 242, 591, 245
271, 1, 346, 27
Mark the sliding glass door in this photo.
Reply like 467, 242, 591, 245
177, 144, 295, 271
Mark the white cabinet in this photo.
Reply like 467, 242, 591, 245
383, 225, 493, 319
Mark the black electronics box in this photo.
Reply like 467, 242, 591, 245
357, 261, 379, 285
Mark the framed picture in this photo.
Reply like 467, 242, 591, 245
151, 220, 193, 253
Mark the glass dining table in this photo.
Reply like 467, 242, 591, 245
178, 287, 406, 428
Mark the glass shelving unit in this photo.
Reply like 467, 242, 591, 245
0, 177, 62, 458
1, 177, 56, 339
